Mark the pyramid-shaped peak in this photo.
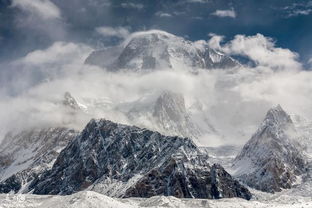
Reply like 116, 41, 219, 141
265, 104, 292, 126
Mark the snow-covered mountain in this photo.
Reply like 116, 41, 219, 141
232, 105, 307, 193
0, 128, 78, 193
85, 30, 239, 72
118, 91, 204, 144
29, 119, 251, 200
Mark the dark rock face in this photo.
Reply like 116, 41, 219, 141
85, 30, 239, 72
30, 119, 251, 200
0, 128, 78, 193
233, 105, 306, 193
124, 160, 251, 200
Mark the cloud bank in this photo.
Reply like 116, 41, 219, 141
208, 33, 302, 70
12, 0, 61, 20
0, 31, 311, 147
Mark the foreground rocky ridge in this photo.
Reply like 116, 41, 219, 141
29, 119, 251, 200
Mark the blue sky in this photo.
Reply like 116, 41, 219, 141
0, 0, 311, 66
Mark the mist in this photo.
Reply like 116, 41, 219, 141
1, 31, 312, 147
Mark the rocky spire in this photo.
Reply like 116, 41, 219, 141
233, 105, 306, 193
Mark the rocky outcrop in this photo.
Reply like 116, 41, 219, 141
233, 105, 306, 193
30, 119, 251, 200
0, 128, 78, 193
85, 30, 239, 72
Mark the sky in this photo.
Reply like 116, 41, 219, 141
1, 0, 312, 64
0, 0, 312, 146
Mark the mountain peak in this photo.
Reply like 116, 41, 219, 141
30, 119, 251, 200
85, 30, 239, 71
233, 105, 306, 193
264, 104, 292, 126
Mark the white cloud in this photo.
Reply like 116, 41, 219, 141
120, 3, 144, 10
211, 9, 236, 18
207, 33, 224, 51
155, 11, 172, 18
96, 26, 130, 39
18, 42, 92, 66
283, 1, 312, 17
1, 31, 311, 147
12, 0, 61, 19
208, 33, 302, 70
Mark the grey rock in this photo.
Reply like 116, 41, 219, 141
30, 119, 251, 200
233, 105, 307, 193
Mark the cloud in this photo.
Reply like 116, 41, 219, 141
18, 42, 91, 66
282, 1, 312, 17
11, 0, 61, 20
207, 33, 224, 51
208, 33, 302, 70
211, 9, 236, 18
155, 11, 172, 18
96, 26, 130, 39
1, 42, 92, 97
120, 3, 144, 10
1, 30, 311, 148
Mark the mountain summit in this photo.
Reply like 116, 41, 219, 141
85, 30, 239, 71
232, 105, 306, 193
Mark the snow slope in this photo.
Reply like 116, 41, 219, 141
0, 190, 311, 208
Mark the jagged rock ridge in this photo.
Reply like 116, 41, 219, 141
85, 30, 239, 71
30, 119, 251, 200
232, 105, 306, 193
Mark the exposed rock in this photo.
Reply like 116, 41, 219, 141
30, 119, 251, 200
233, 105, 307, 193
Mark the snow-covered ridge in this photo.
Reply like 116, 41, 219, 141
29, 118, 251, 200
